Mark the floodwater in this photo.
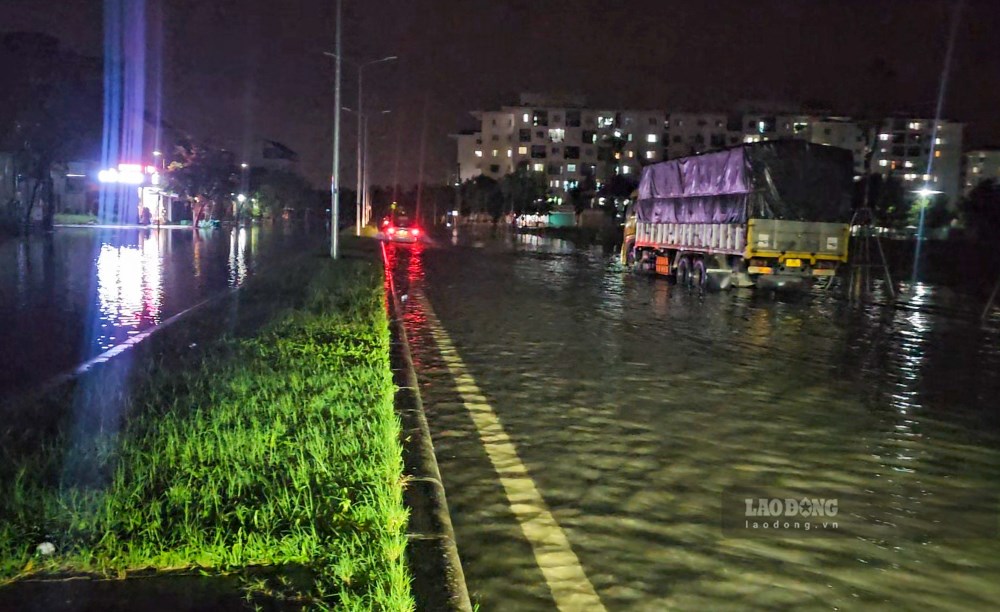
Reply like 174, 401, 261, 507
0, 224, 319, 402
389, 228, 1000, 611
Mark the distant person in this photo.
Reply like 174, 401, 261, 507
140, 206, 152, 225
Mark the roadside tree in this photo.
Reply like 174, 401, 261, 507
166, 142, 238, 223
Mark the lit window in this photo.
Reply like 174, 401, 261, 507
646, 151, 656, 160
922, 174, 931, 181
613, 129, 622, 138
878, 133, 890, 141
507, 149, 512, 158
627, 133, 633, 142
474, 150, 483, 157
627, 151, 634, 158
879, 159, 888, 167
935, 137, 943, 145
518, 146, 528, 155
567, 163, 577, 172
548, 128, 565, 143
622, 165, 631, 175
934, 150, 941, 158
904, 161, 913, 168
908, 121, 922, 130
533, 163, 544, 172
646, 134, 657, 143
598, 116, 614, 128
492, 149, 499, 157
973, 167, 981, 174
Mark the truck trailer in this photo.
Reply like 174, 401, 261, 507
622, 140, 854, 289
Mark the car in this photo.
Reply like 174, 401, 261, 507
384, 216, 421, 243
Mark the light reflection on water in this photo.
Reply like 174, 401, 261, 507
95, 233, 163, 350
396, 233, 1000, 611
0, 225, 307, 400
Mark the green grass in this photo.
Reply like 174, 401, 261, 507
53, 213, 98, 225
0, 251, 413, 610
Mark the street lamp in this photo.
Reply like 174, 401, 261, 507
342, 107, 391, 231
323, 51, 397, 235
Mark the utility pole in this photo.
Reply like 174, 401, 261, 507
330, 0, 342, 259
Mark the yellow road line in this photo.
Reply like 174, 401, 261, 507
413, 290, 606, 612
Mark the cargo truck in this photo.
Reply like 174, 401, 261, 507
621, 140, 854, 290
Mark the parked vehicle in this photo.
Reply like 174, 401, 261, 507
622, 140, 854, 290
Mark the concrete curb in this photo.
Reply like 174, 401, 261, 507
382, 243, 473, 612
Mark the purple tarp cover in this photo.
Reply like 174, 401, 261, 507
636, 148, 752, 223
635, 141, 855, 224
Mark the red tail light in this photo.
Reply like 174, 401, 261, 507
387, 226, 396, 235
411, 228, 420, 236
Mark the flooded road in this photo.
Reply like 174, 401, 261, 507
0, 225, 320, 401
388, 229, 1000, 611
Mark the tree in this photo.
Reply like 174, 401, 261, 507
459, 175, 500, 218
917, 194, 954, 231
166, 142, 237, 224
577, 172, 597, 213
0, 33, 101, 235
854, 174, 910, 229
499, 166, 547, 215
252, 169, 316, 218
959, 179, 1000, 242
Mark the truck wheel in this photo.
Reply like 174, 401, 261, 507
676, 256, 692, 286
693, 259, 708, 289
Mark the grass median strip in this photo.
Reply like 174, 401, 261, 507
0, 251, 413, 610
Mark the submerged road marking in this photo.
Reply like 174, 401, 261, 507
413, 289, 606, 612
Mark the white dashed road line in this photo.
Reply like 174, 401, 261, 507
413, 289, 606, 612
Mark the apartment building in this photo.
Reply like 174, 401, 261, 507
870, 117, 964, 205
459, 95, 669, 201
964, 148, 1000, 195
457, 95, 966, 206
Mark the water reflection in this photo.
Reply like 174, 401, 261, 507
0, 225, 321, 401
94, 233, 163, 350
228, 227, 248, 287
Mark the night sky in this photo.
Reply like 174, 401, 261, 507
5, 0, 999, 188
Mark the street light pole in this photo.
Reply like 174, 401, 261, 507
324, 52, 396, 235
341, 107, 390, 230
363, 111, 392, 227
362, 114, 370, 226
330, 0, 342, 259
356, 68, 363, 235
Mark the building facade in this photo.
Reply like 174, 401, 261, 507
457, 95, 967, 206
869, 117, 964, 206
964, 149, 1000, 195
